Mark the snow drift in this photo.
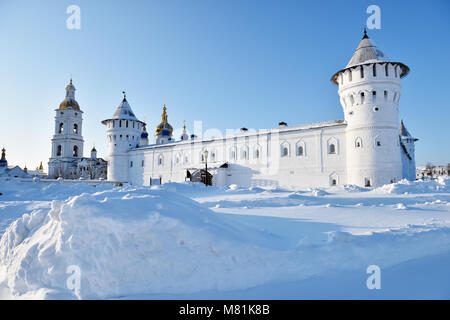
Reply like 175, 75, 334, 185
0, 181, 450, 299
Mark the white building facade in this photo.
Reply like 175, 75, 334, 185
103, 31, 417, 188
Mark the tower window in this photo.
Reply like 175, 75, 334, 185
373, 64, 377, 77
365, 178, 372, 187
297, 146, 304, 156
142, 160, 145, 167
384, 91, 388, 101
130, 161, 133, 168
58, 122, 64, 134
372, 91, 376, 102
126, 120, 129, 128
282, 147, 288, 157
119, 121, 122, 128
385, 64, 389, 76
255, 149, 260, 159
56, 145, 62, 156
349, 95, 355, 106
331, 179, 337, 186
376, 140, 381, 147
395, 66, 398, 78
73, 123, 78, 134
361, 92, 365, 104
348, 70, 352, 82
73, 145, 78, 157
360, 66, 364, 78
329, 144, 336, 154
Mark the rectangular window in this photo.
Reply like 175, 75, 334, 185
130, 161, 133, 168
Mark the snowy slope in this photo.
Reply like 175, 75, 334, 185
0, 178, 449, 299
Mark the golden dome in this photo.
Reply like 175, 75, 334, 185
59, 79, 80, 110
59, 98, 80, 110
155, 105, 173, 135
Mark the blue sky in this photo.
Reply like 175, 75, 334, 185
0, 0, 449, 169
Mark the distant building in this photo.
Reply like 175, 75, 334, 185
416, 165, 449, 179
0, 148, 29, 178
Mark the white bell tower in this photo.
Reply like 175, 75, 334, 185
331, 30, 410, 187
48, 79, 84, 178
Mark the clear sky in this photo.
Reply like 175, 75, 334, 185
0, 0, 449, 170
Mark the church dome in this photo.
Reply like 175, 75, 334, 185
155, 105, 173, 135
59, 79, 81, 110
141, 130, 149, 139
59, 98, 80, 110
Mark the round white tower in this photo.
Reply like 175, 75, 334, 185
48, 79, 84, 178
102, 92, 144, 182
331, 30, 410, 187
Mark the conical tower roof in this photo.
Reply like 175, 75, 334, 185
399, 120, 418, 141
346, 30, 388, 68
331, 30, 409, 84
102, 92, 143, 125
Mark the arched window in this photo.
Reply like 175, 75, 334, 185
73, 145, 78, 157
230, 147, 237, 160
394, 65, 398, 78
296, 140, 306, 157
329, 173, 338, 186
384, 90, 388, 101
158, 155, 163, 166
242, 147, 249, 160
58, 123, 64, 134
56, 145, 62, 156
126, 120, 129, 128
385, 64, 389, 76
372, 91, 376, 102
373, 64, 377, 77
360, 66, 364, 78
255, 149, 260, 158
360, 92, 365, 104
329, 144, 336, 154
73, 123, 78, 134
355, 137, 362, 148
280, 142, 290, 158
348, 70, 352, 82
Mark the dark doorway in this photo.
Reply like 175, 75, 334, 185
191, 169, 212, 186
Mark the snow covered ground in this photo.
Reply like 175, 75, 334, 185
0, 177, 449, 299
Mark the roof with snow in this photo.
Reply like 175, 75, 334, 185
400, 120, 418, 141
346, 32, 388, 68
112, 98, 138, 120
331, 30, 410, 84
102, 96, 144, 125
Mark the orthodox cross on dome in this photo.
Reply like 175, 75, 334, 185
183, 120, 187, 133
122, 91, 127, 100
1, 147, 5, 160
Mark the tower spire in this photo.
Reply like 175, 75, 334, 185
362, 27, 368, 39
